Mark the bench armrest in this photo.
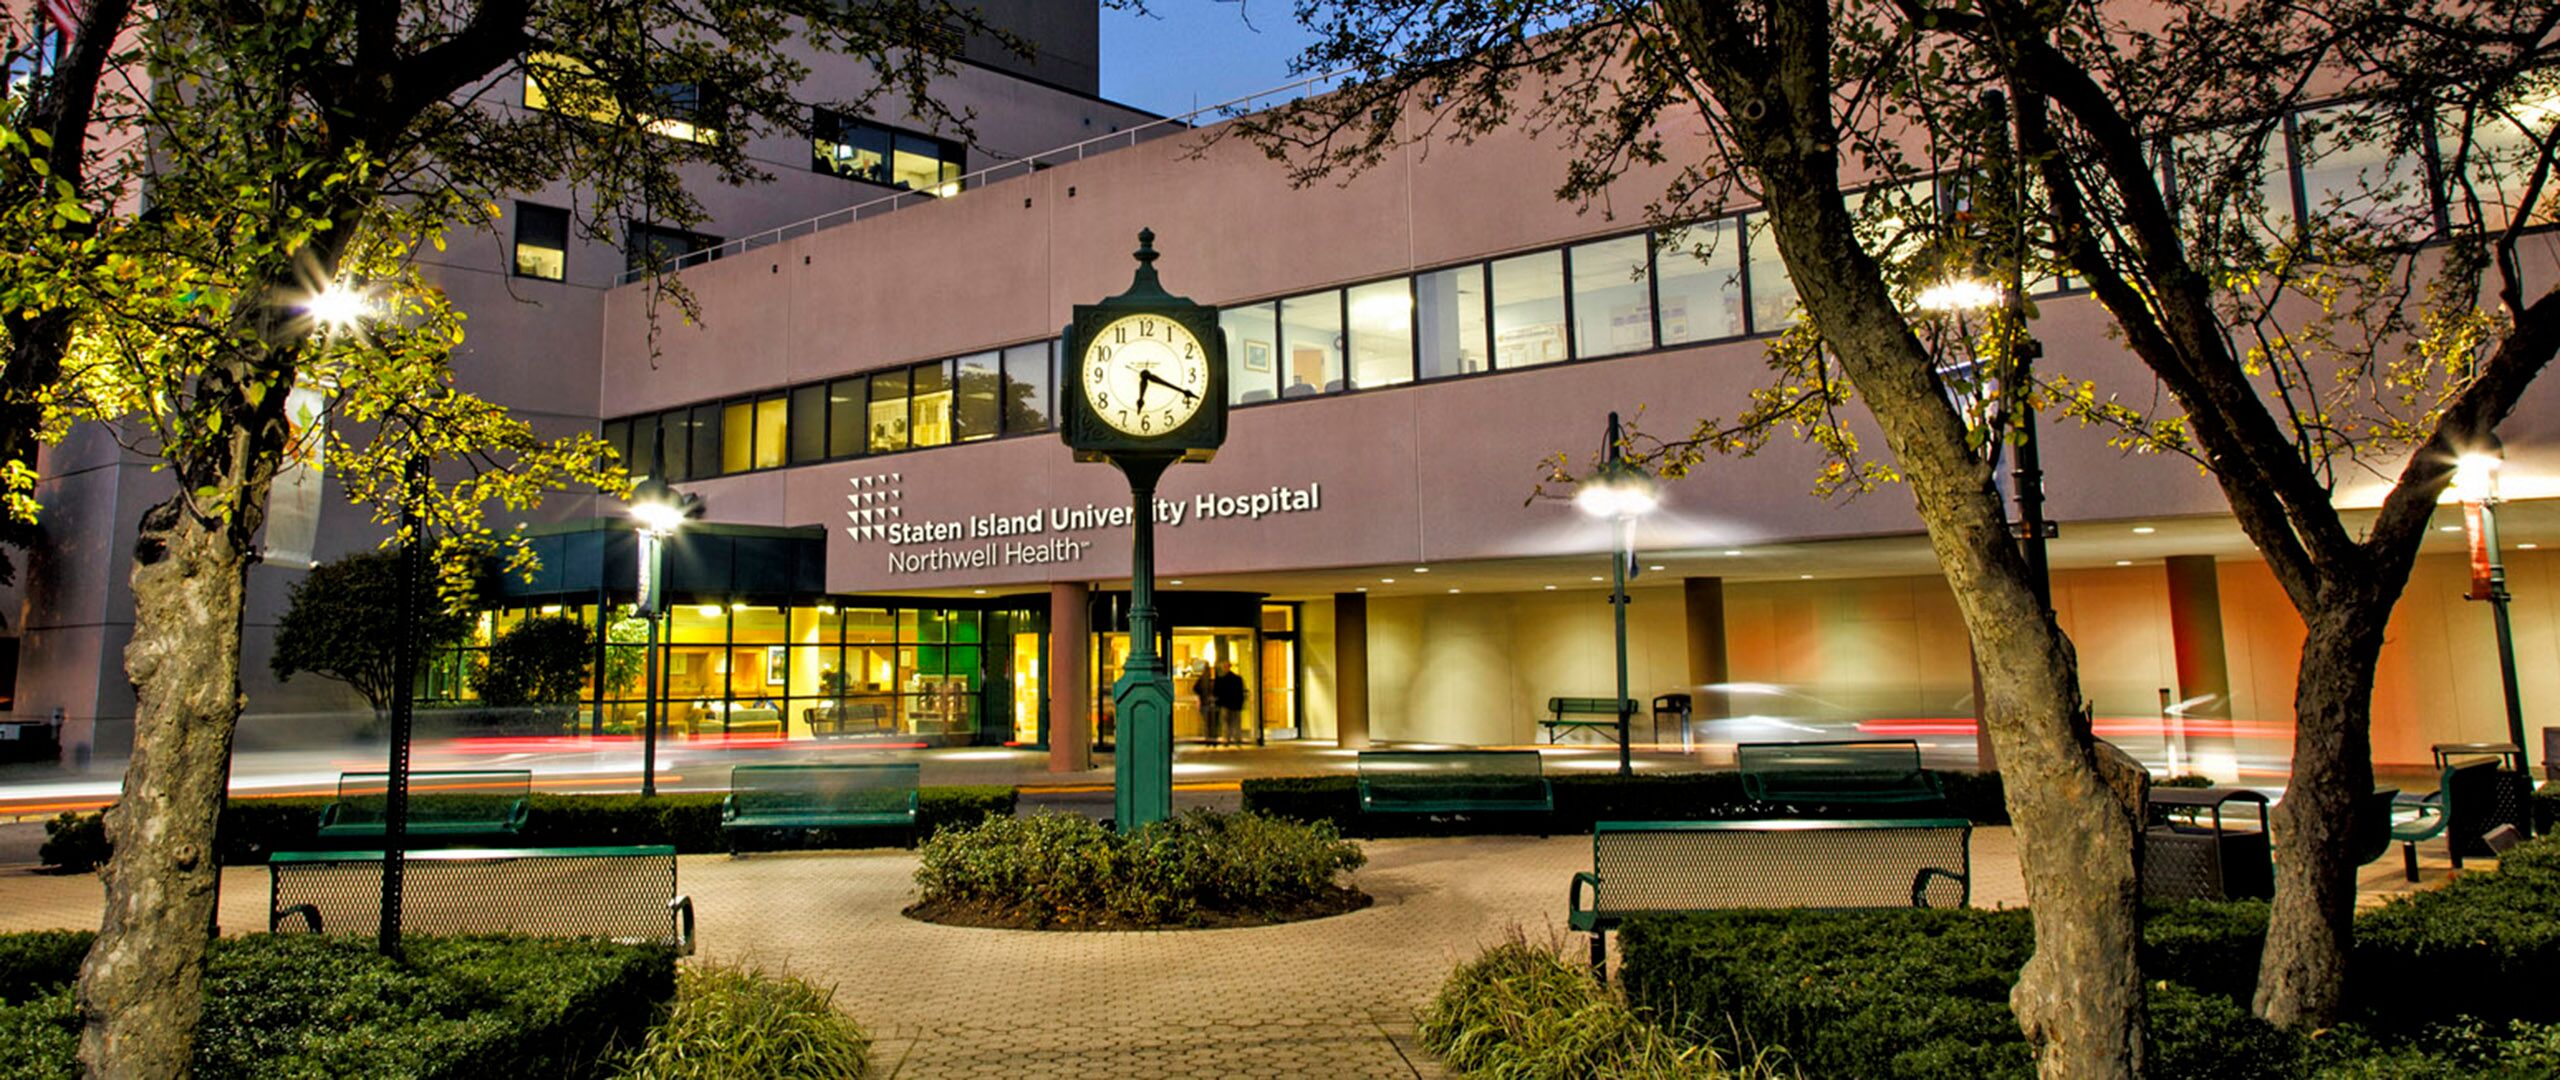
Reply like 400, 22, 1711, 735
1911, 866, 1969, 909
271, 903, 323, 934
906, 790, 920, 818
1569, 870, 1600, 926
720, 795, 737, 824
316, 804, 341, 829
2390, 792, 2447, 842
505, 798, 531, 832
669, 895, 695, 956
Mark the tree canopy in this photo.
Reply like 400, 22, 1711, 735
270, 549, 473, 715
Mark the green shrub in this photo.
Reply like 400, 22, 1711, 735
914, 809, 1365, 928
0, 931, 91, 1003
2353, 832, 2560, 1026
475, 615, 595, 715
2306, 1020, 2560, 1079
0, 932, 673, 1080
36, 813, 107, 873
613, 962, 870, 1080
1419, 934, 1783, 1079
1242, 769, 2009, 836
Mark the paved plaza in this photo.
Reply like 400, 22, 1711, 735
0, 822, 2476, 1078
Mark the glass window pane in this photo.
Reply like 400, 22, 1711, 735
1570, 235, 1652, 359
600, 419, 631, 474
512, 202, 568, 281
1656, 222, 1745, 345
1417, 265, 1488, 379
2448, 86, 2560, 232
625, 414, 658, 479
753, 395, 787, 469
2172, 122, 2294, 253
788, 385, 825, 464
2295, 103, 2432, 242
1345, 280, 1414, 389
893, 133, 961, 196
954, 351, 1001, 442
827, 377, 865, 458
721, 400, 753, 474
1278, 291, 1343, 397
1221, 302, 1279, 404
1002, 342, 1052, 432
869, 369, 910, 453
910, 361, 952, 448
657, 410, 690, 481
1491, 251, 1567, 369
1744, 215, 1799, 333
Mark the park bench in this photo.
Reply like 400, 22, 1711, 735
2390, 757, 2503, 881
1542, 697, 1636, 744
1567, 818, 1972, 968
1736, 739, 1946, 812
314, 769, 531, 842
267, 846, 693, 953
1356, 750, 1552, 829
720, 762, 919, 853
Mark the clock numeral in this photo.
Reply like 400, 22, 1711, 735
1113, 325, 1127, 345
1184, 342, 1197, 360
1095, 392, 1109, 408
1140, 414, 1153, 433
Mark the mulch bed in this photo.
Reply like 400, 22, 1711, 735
903, 886, 1372, 931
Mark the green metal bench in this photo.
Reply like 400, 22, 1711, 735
1542, 697, 1636, 744
315, 769, 532, 841
1736, 739, 1946, 811
720, 762, 920, 853
267, 846, 693, 954
2391, 758, 2501, 881
1568, 818, 1972, 968
1357, 750, 1553, 825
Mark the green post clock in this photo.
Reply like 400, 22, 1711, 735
1064, 230, 1228, 832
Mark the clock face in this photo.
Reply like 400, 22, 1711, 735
1081, 313, 1209, 438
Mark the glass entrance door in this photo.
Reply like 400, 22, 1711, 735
1094, 627, 1257, 745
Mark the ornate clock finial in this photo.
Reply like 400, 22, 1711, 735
1130, 228, 1163, 293
1135, 228, 1157, 264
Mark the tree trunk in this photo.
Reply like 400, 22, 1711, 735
76, 502, 256, 1080
2255, 600, 2382, 1027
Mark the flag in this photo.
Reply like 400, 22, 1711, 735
39, 0, 84, 42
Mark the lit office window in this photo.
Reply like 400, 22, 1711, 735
1656, 222, 1745, 345
625, 222, 721, 274
1278, 291, 1343, 397
2447, 88, 2560, 232
1743, 215, 1798, 334
789, 385, 826, 465
721, 400, 754, 474
1848, 180, 1936, 272
526, 53, 717, 145
954, 351, 1001, 442
1221, 302, 1279, 404
1002, 342, 1052, 432
688, 403, 724, 479
2294, 102, 2433, 242
1345, 280, 1414, 389
1570, 236, 1652, 359
1417, 265, 1488, 379
814, 110, 964, 196
641, 82, 721, 145
869, 369, 910, 453
753, 395, 787, 469
911, 361, 953, 447
827, 377, 866, 458
2170, 122, 2295, 249
1491, 252, 1567, 368
512, 202, 568, 281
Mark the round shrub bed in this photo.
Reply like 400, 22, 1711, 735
907, 809, 1369, 930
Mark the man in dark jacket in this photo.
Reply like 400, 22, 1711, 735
1211, 662, 1248, 746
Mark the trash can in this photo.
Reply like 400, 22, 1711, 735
2143, 787, 2274, 902
2543, 727, 2558, 782
2432, 742, 2532, 855
1651, 693, 1694, 749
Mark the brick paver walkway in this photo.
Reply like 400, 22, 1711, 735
0, 824, 2466, 1078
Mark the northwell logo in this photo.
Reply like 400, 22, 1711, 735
843, 472, 902, 542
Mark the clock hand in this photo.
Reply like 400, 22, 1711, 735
1139, 369, 1199, 401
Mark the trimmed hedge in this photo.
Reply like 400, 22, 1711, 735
43, 785, 1017, 869
1618, 834, 2560, 1079
0, 932, 673, 1079
1241, 768, 2011, 835
913, 809, 1366, 928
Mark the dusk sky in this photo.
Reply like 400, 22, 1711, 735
1098, 2, 1325, 118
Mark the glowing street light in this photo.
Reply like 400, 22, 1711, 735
301, 283, 376, 332
627, 429, 703, 798
2455, 438, 2533, 807
1913, 275, 2005, 315
1577, 411, 1657, 776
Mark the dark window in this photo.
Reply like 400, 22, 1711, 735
626, 414, 660, 477
600, 419, 631, 474
827, 377, 866, 458
687, 402, 724, 479
513, 202, 569, 281
1001, 342, 1052, 432
813, 109, 963, 195
789, 385, 827, 465
954, 352, 1000, 442
625, 222, 721, 274
657, 409, 690, 482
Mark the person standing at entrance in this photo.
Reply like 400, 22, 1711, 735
1212, 662, 1247, 747
1190, 664, 1218, 744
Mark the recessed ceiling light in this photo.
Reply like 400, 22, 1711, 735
1414, 567, 1430, 573
1798, 574, 1814, 580
1356, 586, 1369, 592
1544, 585, 1558, 590
972, 588, 987, 595
2521, 543, 2541, 550
2439, 525, 2463, 533
1382, 577, 1397, 583
1169, 579, 1185, 585
2131, 526, 2157, 535
1648, 564, 1666, 571
1590, 575, 1604, 582
1447, 587, 1460, 594
1723, 550, 1742, 556
2115, 560, 2133, 567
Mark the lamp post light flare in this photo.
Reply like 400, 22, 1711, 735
1913, 276, 2005, 315
1577, 411, 1657, 777
302, 283, 376, 332
627, 430, 701, 798
2456, 440, 2533, 813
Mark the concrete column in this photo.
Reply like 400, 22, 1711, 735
1048, 582, 1092, 773
1333, 592, 1370, 749
2164, 555, 2233, 716
1682, 577, 1730, 722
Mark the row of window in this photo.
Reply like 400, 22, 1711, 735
599, 89, 2559, 476
602, 343, 1055, 480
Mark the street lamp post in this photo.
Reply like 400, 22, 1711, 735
2455, 444, 2533, 812
627, 430, 700, 798
1575, 411, 1658, 777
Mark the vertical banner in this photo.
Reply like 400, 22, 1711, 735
2466, 501, 2494, 601
263, 384, 331, 569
